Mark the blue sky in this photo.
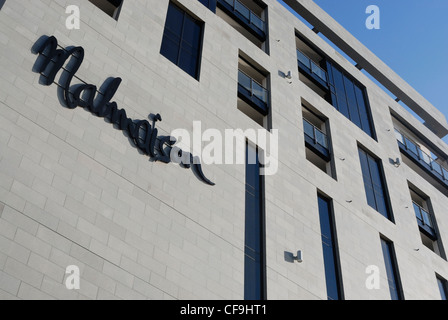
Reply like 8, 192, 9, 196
279, 0, 448, 137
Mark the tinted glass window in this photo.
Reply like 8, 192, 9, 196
182, 17, 202, 46
160, 36, 180, 66
381, 238, 403, 300
165, 4, 184, 35
332, 67, 350, 119
359, 148, 392, 220
245, 143, 265, 300
368, 155, 389, 218
318, 195, 343, 300
354, 85, 373, 137
359, 150, 376, 209
328, 63, 374, 138
344, 76, 362, 128
161, 3, 203, 79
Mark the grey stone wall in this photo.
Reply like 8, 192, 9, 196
0, 0, 446, 300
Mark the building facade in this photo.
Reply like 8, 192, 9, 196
0, 0, 447, 300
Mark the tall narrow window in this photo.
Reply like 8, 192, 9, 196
160, 3, 203, 79
437, 276, 448, 300
317, 194, 343, 300
244, 143, 265, 300
358, 147, 393, 220
380, 237, 404, 300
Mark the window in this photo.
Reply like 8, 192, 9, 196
380, 237, 404, 300
437, 276, 448, 300
409, 185, 445, 258
317, 194, 343, 300
296, 34, 329, 99
237, 54, 270, 128
89, 0, 123, 20
302, 103, 335, 179
244, 142, 266, 300
328, 63, 374, 138
198, 0, 217, 12
393, 119, 448, 192
358, 147, 393, 220
216, 0, 268, 53
160, 3, 204, 79
294, 33, 375, 138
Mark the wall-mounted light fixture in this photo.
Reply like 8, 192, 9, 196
391, 158, 401, 167
294, 250, 303, 263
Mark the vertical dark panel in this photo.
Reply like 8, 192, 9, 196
326, 61, 338, 109
179, 15, 202, 78
164, 3, 185, 37
160, 3, 203, 79
354, 85, 373, 137
331, 67, 350, 119
367, 155, 389, 219
160, 34, 181, 67
359, 148, 392, 220
358, 149, 377, 209
381, 238, 403, 300
244, 143, 265, 300
161, 4, 184, 66
343, 76, 362, 128
318, 195, 343, 300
